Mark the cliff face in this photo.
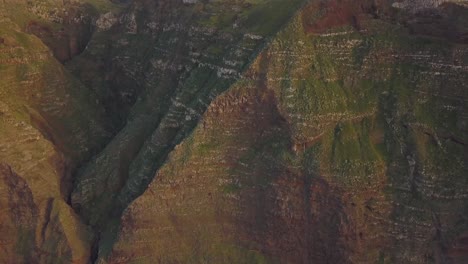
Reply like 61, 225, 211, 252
108, 1, 468, 263
69, 0, 306, 259
0, 0, 467, 263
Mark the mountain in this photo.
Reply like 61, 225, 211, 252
0, 0, 467, 263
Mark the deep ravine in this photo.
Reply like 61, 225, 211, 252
0, 0, 467, 263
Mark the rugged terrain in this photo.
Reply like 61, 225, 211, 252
0, 0, 467, 263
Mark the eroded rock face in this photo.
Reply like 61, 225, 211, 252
108, 1, 468, 263
68, 1, 307, 258
96, 12, 118, 31
1, 0, 467, 263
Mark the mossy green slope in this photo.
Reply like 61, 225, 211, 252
0, 2, 116, 263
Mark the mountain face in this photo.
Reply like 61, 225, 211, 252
0, 0, 467, 263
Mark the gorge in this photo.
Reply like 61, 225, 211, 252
0, 0, 467, 263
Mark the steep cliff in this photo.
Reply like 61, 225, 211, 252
108, 1, 468, 263
0, 0, 467, 263
69, 0, 306, 259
